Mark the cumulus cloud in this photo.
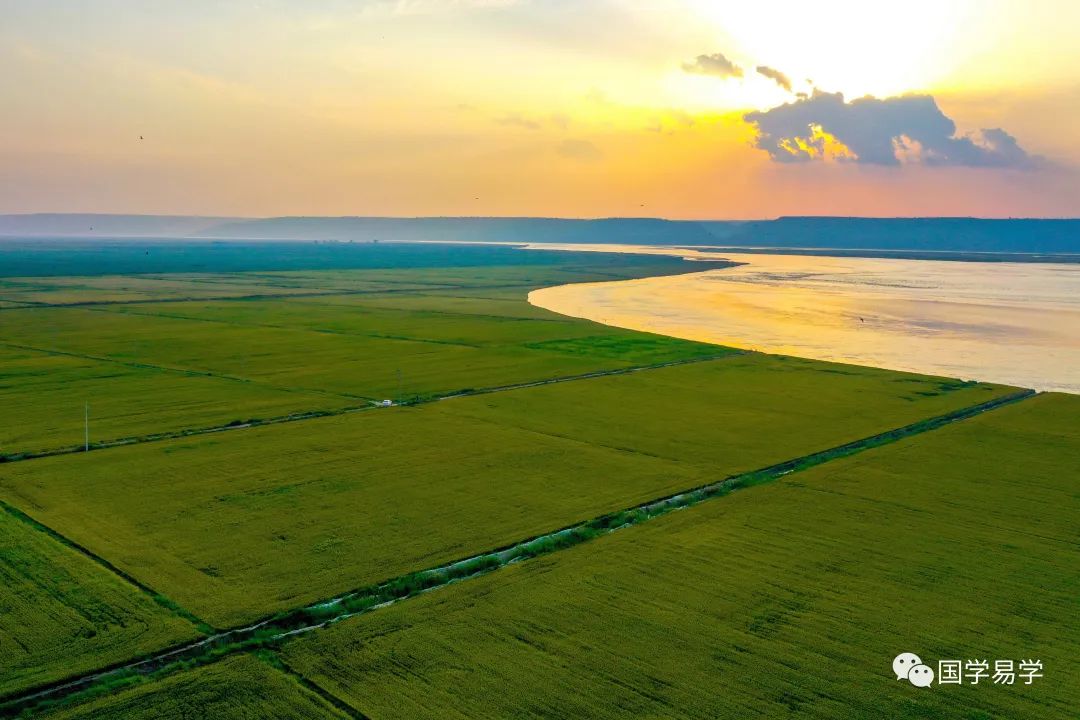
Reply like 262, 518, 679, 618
755, 65, 792, 92
744, 90, 1039, 168
681, 52, 743, 79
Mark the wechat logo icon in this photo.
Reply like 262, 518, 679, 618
894, 652, 934, 688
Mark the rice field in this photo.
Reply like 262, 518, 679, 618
0, 508, 198, 699
0, 274, 333, 306
0, 262, 723, 456
35, 654, 347, 720
279, 393, 1080, 720
0, 345, 348, 457
430, 353, 1012, 474
2, 301, 720, 399
0, 354, 1011, 629
2, 245, 1070, 719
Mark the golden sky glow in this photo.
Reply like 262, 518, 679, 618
1, 1, 1078, 218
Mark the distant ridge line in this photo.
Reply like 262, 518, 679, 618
1, 214, 1078, 253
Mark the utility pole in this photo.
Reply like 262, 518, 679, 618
84, 402, 89, 452
397, 369, 403, 405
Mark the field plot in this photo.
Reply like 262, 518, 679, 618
431, 353, 1011, 472
0, 259, 723, 454
1, 299, 721, 405
0, 406, 706, 627
0, 509, 198, 699
0, 274, 336, 306
104, 294, 719, 356
293, 291, 564, 319
0, 345, 348, 457
0, 249, 703, 308
281, 393, 1080, 720
0, 357, 1011, 628
36, 654, 347, 720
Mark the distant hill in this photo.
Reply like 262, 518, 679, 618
1, 214, 1077, 254
195, 216, 722, 246
712, 217, 1080, 254
0, 214, 237, 238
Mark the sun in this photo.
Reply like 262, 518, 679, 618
680, 0, 979, 106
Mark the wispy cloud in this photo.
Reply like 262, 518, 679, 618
681, 52, 743, 79
755, 65, 792, 92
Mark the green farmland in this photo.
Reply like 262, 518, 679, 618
0, 352, 1010, 628
0, 241, 1075, 719
0, 260, 725, 458
36, 654, 346, 720
0, 508, 198, 698
0, 344, 347, 457
280, 393, 1080, 720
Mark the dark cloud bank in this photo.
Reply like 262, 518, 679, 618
744, 90, 1039, 168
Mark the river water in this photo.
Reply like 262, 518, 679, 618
527, 246, 1080, 394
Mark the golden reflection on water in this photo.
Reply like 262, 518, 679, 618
528, 249, 1080, 394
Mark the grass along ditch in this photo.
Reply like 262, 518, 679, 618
0, 387, 1036, 718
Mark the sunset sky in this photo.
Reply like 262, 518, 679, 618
3, 0, 1079, 218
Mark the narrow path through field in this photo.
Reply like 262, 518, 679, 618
0, 388, 1036, 717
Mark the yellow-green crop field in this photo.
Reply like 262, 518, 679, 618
0, 352, 1010, 628
0, 244, 1074, 720
0, 402, 704, 627
0, 509, 198, 698
0, 345, 346, 456
280, 393, 1080, 720
432, 353, 1011, 473
36, 654, 346, 720
0, 263, 724, 457
0, 274, 335, 306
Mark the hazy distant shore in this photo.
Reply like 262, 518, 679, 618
2, 214, 1079, 256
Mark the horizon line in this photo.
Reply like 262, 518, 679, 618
3, 213, 1080, 222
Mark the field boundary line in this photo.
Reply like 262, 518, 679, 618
0, 499, 213, 634
435, 351, 741, 400
0, 352, 739, 464
0, 340, 373, 404
0, 387, 1035, 717
0, 407, 369, 463
267, 654, 373, 720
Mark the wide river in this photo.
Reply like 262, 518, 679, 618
527, 245, 1080, 394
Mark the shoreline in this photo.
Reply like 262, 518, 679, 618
527, 248, 1080, 395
